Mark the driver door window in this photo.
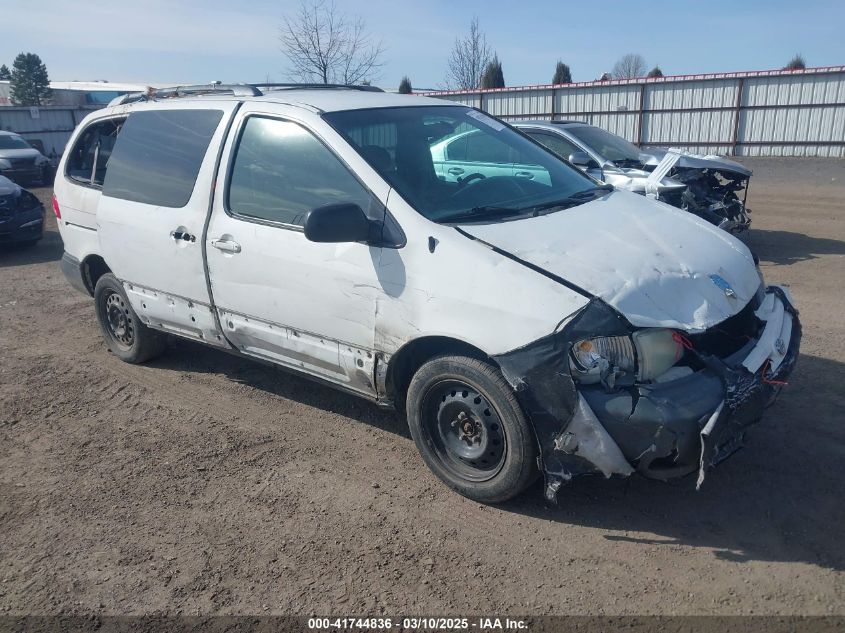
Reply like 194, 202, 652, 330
228, 117, 372, 227
525, 130, 583, 162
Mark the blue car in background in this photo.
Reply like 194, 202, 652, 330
0, 175, 44, 248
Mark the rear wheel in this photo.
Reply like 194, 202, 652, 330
94, 273, 167, 364
406, 355, 538, 503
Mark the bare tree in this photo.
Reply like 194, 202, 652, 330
280, 0, 384, 85
447, 17, 492, 90
612, 53, 647, 79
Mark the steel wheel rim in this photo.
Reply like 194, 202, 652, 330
104, 291, 134, 349
420, 379, 507, 482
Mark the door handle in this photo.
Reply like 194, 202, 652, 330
514, 171, 534, 179
211, 238, 241, 254
170, 230, 196, 243
447, 167, 465, 175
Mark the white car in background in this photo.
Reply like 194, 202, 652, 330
515, 121, 753, 237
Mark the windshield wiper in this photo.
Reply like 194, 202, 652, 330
525, 184, 614, 215
437, 205, 525, 223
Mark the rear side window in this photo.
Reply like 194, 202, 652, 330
227, 117, 371, 227
102, 109, 222, 208
65, 118, 125, 187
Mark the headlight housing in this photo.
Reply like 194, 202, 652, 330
570, 328, 685, 384
14, 190, 41, 214
35, 155, 49, 166
0, 158, 11, 170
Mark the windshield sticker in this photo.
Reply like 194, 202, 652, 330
466, 109, 506, 132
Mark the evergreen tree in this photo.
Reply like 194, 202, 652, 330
398, 76, 412, 94
480, 55, 504, 89
10, 53, 51, 106
647, 66, 664, 78
0, 64, 11, 81
552, 61, 572, 84
784, 54, 806, 70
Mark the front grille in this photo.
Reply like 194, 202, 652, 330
688, 295, 763, 358
8, 158, 35, 168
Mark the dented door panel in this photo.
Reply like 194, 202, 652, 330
204, 103, 394, 394
124, 282, 229, 348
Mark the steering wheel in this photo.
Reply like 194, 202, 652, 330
456, 172, 486, 190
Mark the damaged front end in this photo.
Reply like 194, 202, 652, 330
642, 150, 753, 238
494, 286, 801, 503
670, 167, 751, 237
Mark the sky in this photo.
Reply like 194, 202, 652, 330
1, 0, 844, 90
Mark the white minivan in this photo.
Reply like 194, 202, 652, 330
54, 84, 800, 503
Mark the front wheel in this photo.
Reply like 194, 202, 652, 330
94, 273, 167, 364
406, 355, 538, 503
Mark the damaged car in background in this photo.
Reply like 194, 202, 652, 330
514, 121, 753, 238
55, 88, 798, 504
0, 174, 44, 247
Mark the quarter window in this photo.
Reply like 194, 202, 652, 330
65, 117, 126, 187
102, 109, 222, 207
227, 117, 371, 227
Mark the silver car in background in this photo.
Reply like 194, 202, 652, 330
0, 131, 53, 186
516, 121, 753, 238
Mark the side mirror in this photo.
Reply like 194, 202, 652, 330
304, 203, 373, 243
568, 151, 592, 168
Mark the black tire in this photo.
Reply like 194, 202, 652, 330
406, 354, 538, 503
94, 273, 167, 364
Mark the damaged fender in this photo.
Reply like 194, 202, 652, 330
494, 299, 636, 501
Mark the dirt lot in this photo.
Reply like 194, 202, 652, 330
1, 158, 843, 617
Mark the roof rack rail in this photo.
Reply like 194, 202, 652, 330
108, 82, 383, 107
252, 83, 384, 93
109, 83, 262, 106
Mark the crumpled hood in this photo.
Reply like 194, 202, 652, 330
460, 190, 760, 332
640, 148, 752, 177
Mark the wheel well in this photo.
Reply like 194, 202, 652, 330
82, 255, 111, 295
385, 336, 493, 412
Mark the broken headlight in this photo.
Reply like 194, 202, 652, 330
570, 329, 684, 383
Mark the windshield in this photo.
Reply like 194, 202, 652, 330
0, 134, 33, 150
323, 106, 601, 223
565, 125, 642, 164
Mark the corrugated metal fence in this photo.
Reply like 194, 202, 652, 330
0, 105, 98, 157
425, 66, 845, 157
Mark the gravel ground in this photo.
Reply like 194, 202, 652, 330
0, 158, 843, 616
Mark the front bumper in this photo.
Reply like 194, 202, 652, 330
0, 166, 43, 184
495, 287, 801, 502
573, 286, 800, 492
0, 206, 44, 244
